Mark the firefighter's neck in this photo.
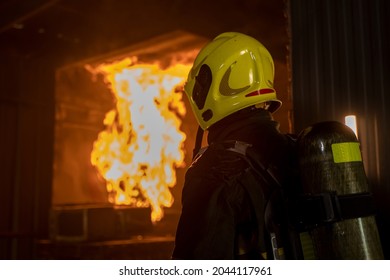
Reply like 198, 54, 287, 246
207, 107, 274, 144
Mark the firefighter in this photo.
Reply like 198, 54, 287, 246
172, 32, 296, 259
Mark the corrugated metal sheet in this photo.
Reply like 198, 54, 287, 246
289, 0, 390, 257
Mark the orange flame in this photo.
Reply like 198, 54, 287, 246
87, 57, 190, 222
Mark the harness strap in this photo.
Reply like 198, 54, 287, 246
192, 126, 204, 160
291, 192, 377, 228
219, 140, 286, 259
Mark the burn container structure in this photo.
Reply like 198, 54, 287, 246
295, 121, 383, 259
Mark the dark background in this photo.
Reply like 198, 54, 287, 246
0, 0, 389, 259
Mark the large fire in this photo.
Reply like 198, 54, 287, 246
86, 57, 190, 222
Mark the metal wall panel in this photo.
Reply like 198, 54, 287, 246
289, 0, 390, 257
0, 54, 55, 259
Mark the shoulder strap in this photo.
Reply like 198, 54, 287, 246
220, 140, 282, 190
216, 140, 288, 259
192, 126, 205, 160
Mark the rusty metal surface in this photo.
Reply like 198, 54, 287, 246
50, 204, 153, 242
37, 235, 175, 259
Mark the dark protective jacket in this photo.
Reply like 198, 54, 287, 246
172, 107, 297, 259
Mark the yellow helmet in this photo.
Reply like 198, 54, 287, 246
184, 32, 281, 130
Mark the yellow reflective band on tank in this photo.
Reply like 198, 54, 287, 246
331, 142, 362, 163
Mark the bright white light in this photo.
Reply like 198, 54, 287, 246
345, 115, 358, 137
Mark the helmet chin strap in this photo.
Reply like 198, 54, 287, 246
255, 101, 270, 110
192, 126, 204, 160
